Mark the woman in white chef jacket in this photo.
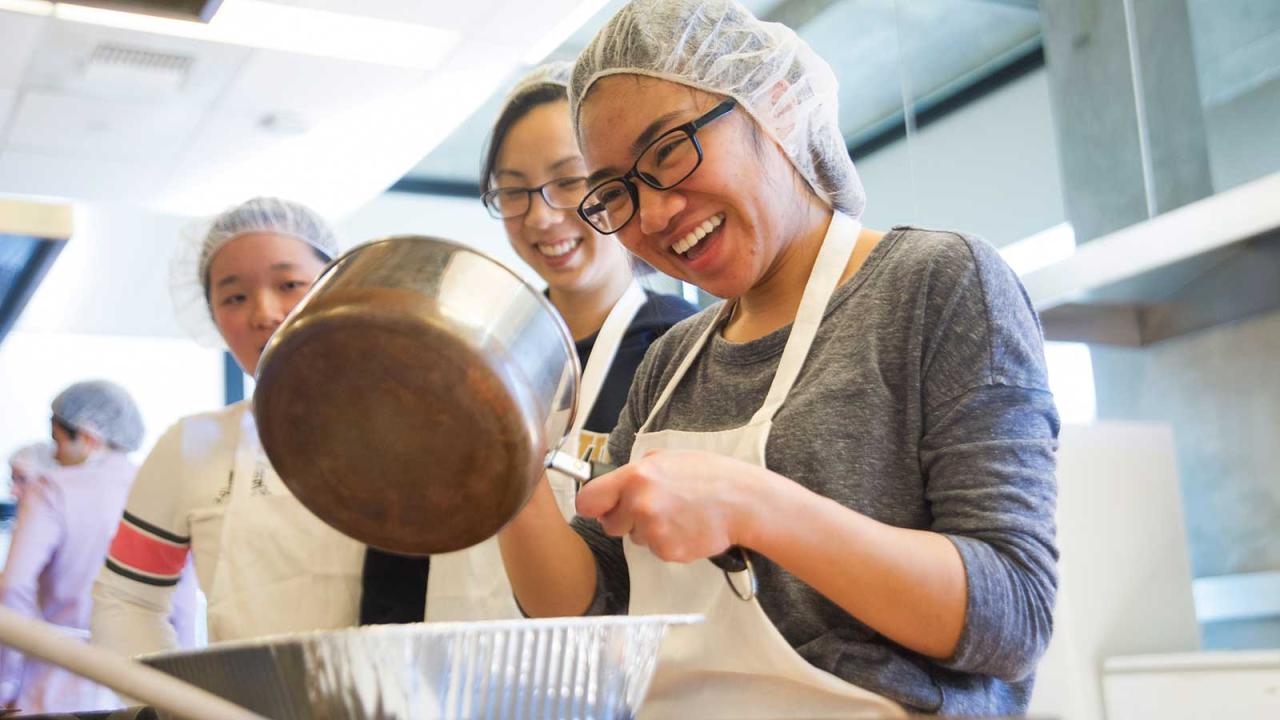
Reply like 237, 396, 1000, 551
92, 197, 366, 656
498, 1, 1060, 718
359, 62, 698, 624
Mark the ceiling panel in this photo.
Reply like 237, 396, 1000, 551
7, 90, 202, 160
218, 49, 425, 118
167, 104, 290, 180
24, 18, 251, 105
267, 0, 511, 32
0, 148, 166, 203
0, 10, 45, 89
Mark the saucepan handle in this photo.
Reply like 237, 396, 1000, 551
548, 453, 758, 602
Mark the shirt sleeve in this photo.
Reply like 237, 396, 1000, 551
167, 556, 201, 649
91, 421, 192, 657
918, 235, 1060, 682
0, 478, 64, 702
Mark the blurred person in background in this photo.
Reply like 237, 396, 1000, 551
6, 442, 55, 503
0, 381, 197, 714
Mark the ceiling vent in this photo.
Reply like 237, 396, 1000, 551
79, 42, 194, 97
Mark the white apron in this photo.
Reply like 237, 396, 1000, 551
626, 213, 905, 719
205, 405, 365, 641
426, 281, 648, 622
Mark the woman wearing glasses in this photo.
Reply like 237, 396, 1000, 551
498, 1, 1059, 717
360, 62, 696, 625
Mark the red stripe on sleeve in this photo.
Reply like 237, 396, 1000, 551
108, 521, 189, 579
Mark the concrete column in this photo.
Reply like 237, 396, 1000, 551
1040, 0, 1212, 242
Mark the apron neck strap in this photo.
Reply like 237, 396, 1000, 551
749, 212, 860, 424
637, 300, 734, 434
638, 213, 861, 433
569, 279, 648, 439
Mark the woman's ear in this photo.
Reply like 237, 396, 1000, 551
79, 429, 108, 454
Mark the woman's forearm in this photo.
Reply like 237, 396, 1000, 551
497, 478, 598, 617
738, 469, 968, 659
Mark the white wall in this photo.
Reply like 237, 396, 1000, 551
336, 190, 543, 288
0, 331, 223, 468
14, 202, 195, 338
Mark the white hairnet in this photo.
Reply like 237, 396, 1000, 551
51, 380, 145, 452
170, 197, 340, 347
569, 0, 865, 217
505, 60, 573, 104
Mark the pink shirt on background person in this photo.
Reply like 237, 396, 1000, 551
6, 442, 55, 503
0, 451, 199, 713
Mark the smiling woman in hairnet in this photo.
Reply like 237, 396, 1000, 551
0, 381, 197, 713
91, 198, 366, 658
498, 1, 1059, 716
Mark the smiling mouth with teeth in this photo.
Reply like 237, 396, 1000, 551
672, 213, 724, 256
537, 238, 582, 258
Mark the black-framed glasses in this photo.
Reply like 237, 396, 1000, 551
482, 176, 588, 220
577, 99, 737, 234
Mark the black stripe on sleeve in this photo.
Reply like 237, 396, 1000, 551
104, 558, 181, 587
122, 511, 191, 545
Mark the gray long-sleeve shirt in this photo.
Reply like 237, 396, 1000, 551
572, 226, 1060, 715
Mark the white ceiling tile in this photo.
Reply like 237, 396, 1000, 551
479, 0, 599, 48
217, 49, 425, 120
0, 10, 46, 89
25, 19, 250, 105
170, 105, 281, 174
7, 91, 203, 160
270, 0, 511, 32
0, 148, 167, 204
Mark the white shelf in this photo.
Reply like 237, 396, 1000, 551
1019, 172, 1280, 345
1022, 171, 1280, 309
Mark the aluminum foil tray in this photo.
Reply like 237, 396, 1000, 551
140, 614, 700, 720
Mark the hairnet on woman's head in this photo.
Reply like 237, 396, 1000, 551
506, 60, 574, 104
198, 197, 339, 289
569, 0, 865, 217
481, 61, 576, 196
171, 196, 340, 347
50, 380, 145, 452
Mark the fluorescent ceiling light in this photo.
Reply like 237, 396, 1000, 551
0, 0, 458, 69
522, 0, 609, 65
0, 0, 52, 14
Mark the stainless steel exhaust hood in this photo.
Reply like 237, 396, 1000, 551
1021, 172, 1280, 346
